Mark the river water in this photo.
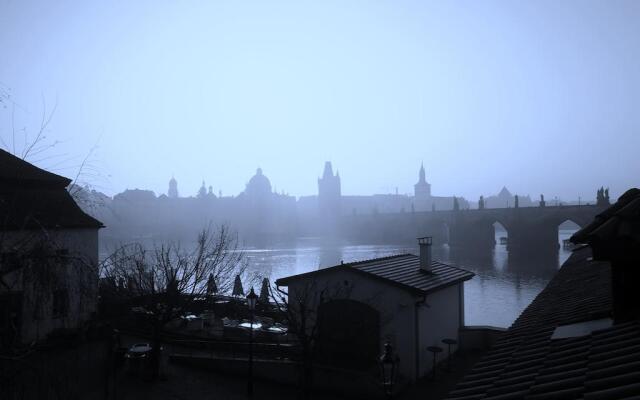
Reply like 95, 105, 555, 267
243, 230, 577, 328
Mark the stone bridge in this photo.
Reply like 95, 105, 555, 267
342, 204, 605, 255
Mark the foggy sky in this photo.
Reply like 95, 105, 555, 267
1, 0, 639, 201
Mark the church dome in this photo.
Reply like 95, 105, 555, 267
246, 168, 272, 199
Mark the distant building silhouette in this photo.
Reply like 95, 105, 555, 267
168, 176, 179, 198
245, 168, 272, 205
318, 161, 341, 221
197, 180, 207, 199
89, 163, 485, 244
596, 186, 611, 206
414, 162, 432, 202
484, 186, 533, 209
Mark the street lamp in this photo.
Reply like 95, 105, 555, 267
379, 341, 397, 399
246, 287, 258, 397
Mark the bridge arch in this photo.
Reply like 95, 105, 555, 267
557, 218, 583, 229
474, 217, 511, 245
557, 219, 582, 249
492, 221, 509, 247
436, 219, 451, 245
475, 215, 511, 233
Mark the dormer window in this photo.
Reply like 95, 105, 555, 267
551, 318, 612, 340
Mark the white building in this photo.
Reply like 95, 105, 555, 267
0, 149, 103, 346
275, 238, 474, 385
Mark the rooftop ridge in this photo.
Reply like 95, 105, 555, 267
0, 148, 71, 186
276, 252, 474, 295
343, 253, 415, 268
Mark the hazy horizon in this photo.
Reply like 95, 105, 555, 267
2, 1, 639, 201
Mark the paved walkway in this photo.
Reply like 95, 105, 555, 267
103, 362, 354, 400
91, 334, 485, 400
103, 350, 484, 400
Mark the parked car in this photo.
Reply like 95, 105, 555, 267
124, 343, 153, 374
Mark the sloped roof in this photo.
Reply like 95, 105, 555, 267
445, 247, 640, 400
276, 254, 474, 296
0, 148, 70, 187
497, 187, 512, 198
0, 149, 103, 230
0, 189, 103, 230
571, 188, 640, 247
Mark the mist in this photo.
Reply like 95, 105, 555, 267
2, 0, 639, 201
4, 2, 640, 399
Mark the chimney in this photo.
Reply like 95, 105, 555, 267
418, 237, 432, 272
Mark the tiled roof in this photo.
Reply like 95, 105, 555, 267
0, 148, 70, 187
276, 254, 474, 295
0, 150, 103, 230
0, 189, 104, 230
571, 188, 640, 246
446, 247, 640, 400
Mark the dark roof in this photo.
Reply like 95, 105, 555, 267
0, 148, 71, 187
0, 189, 104, 230
275, 254, 474, 296
446, 247, 640, 400
0, 149, 103, 230
571, 188, 640, 246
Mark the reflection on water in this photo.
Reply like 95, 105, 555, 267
244, 230, 578, 328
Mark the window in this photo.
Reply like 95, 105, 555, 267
551, 318, 612, 339
52, 289, 69, 317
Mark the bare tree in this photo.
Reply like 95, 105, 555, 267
1, 227, 98, 347
0, 87, 104, 206
100, 224, 246, 378
0, 82, 9, 108
0, 224, 100, 400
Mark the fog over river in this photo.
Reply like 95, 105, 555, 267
243, 230, 578, 328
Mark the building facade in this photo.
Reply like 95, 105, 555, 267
276, 240, 474, 387
0, 149, 103, 346
88, 162, 472, 245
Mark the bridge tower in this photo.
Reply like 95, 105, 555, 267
318, 162, 341, 234
168, 176, 179, 198
414, 163, 431, 210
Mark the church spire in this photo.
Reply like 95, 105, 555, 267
322, 161, 334, 179
168, 175, 179, 198
197, 180, 207, 198
414, 162, 431, 202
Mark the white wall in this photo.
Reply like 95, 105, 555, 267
286, 269, 418, 384
0, 228, 99, 343
417, 283, 461, 377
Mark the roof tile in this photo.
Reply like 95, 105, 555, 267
277, 254, 474, 295
445, 246, 640, 400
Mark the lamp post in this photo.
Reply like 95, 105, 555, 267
246, 287, 258, 397
379, 341, 397, 399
